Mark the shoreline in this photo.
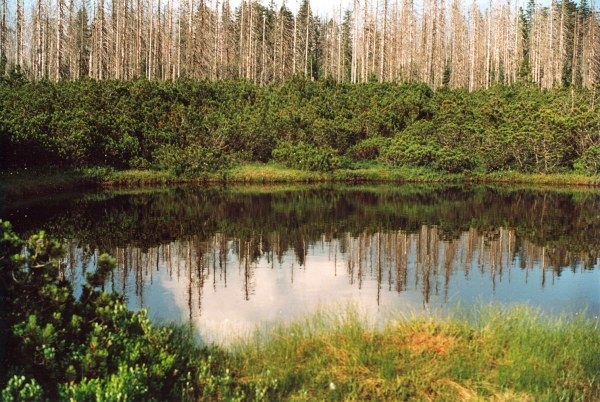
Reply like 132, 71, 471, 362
2, 164, 599, 201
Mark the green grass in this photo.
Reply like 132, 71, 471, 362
227, 305, 600, 401
469, 170, 600, 187
227, 162, 331, 183
2, 163, 600, 201
88, 163, 600, 187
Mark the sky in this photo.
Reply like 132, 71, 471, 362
7, 0, 558, 26
247, 0, 554, 18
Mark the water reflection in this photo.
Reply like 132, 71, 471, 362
3, 184, 599, 343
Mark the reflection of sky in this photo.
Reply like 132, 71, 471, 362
157, 246, 428, 344
111, 239, 600, 346
452, 255, 600, 318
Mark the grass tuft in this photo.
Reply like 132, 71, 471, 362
227, 304, 600, 401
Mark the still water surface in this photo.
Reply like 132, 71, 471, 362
3, 184, 599, 344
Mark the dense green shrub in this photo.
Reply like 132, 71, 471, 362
0, 76, 598, 175
434, 147, 481, 173
272, 141, 341, 172
574, 145, 600, 175
1, 375, 44, 402
345, 137, 392, 161
153, 144, 232, 176
380, 138, 438, 168
0, 220, 241, 401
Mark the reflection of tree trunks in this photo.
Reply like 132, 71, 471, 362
507, 230, 512, 282
61, 223, 588, 320
121, 248, 128, 295
347, 234, 355, 285
242, 239, 253, 300
166, 244, 172, 277
478, 234, 485, 274
187, 240, 192, 321
136, 248, 143, 302
358, 235, 363, 289
395, 231, 408, 293
220, 235, 228, 287
541, 246, 546, 289
212, 236, 218, 290
444, 240, 455, 302
195, 238, 205, 312
385, 232, 392, 291
376, 232, 381, 306
430, 227, 438, 297
417, 226, 433, 305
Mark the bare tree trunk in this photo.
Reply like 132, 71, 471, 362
293, 2, 297, 75
36, 0, 45, 78
351, 0, 358, 83
260, 12, 265, 84
213, 0, 219, 80
16, 0, 25, 68
485, 3, 492, 88
304, 2, 310, 76
148, 0, 154, 78
187, 0, 194, 77
379, 0, 388, 80
468, 0, 478, 90
582, 6, 599, 88
0, 0, 6, 69
239, 0, 244, 77
247, 0, 253, 80
338, 10, 342, 81
361, 0, 368, 82
571, 9, 579, 86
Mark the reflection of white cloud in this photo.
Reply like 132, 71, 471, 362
158, 243, 425, 345
106, 231, 600, 347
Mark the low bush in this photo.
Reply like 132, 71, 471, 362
345, 137, 392, 161
0, 221, 241, 401
153, 144, 232, 176
574, 145, 600, 175
380, 138, 438, 168
434, 146, 481, 173
272, 141, 341, 172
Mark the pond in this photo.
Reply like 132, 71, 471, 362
2, 184, 599, 344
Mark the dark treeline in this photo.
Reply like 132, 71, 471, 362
1, 76, 599, 175
0, 0, 599, 90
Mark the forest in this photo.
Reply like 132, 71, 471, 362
0, 0, 598, 89
0, 0, 599, 178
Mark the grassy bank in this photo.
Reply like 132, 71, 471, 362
2, 163, 600, 201
229, 305, 600, 401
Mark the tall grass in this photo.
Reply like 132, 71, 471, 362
228, 304, 600, 401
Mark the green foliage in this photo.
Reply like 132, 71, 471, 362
272, 141, 341, 172
153, 144, 232, 176
1, 375, 44, 402
60, 364, 149, 401
434, 147, 480, 173
0, 220, 241, 400
574, 145, 600, 175
345, 137, 392, 161
380, 137, 438, 169
0, 78, 598, 176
